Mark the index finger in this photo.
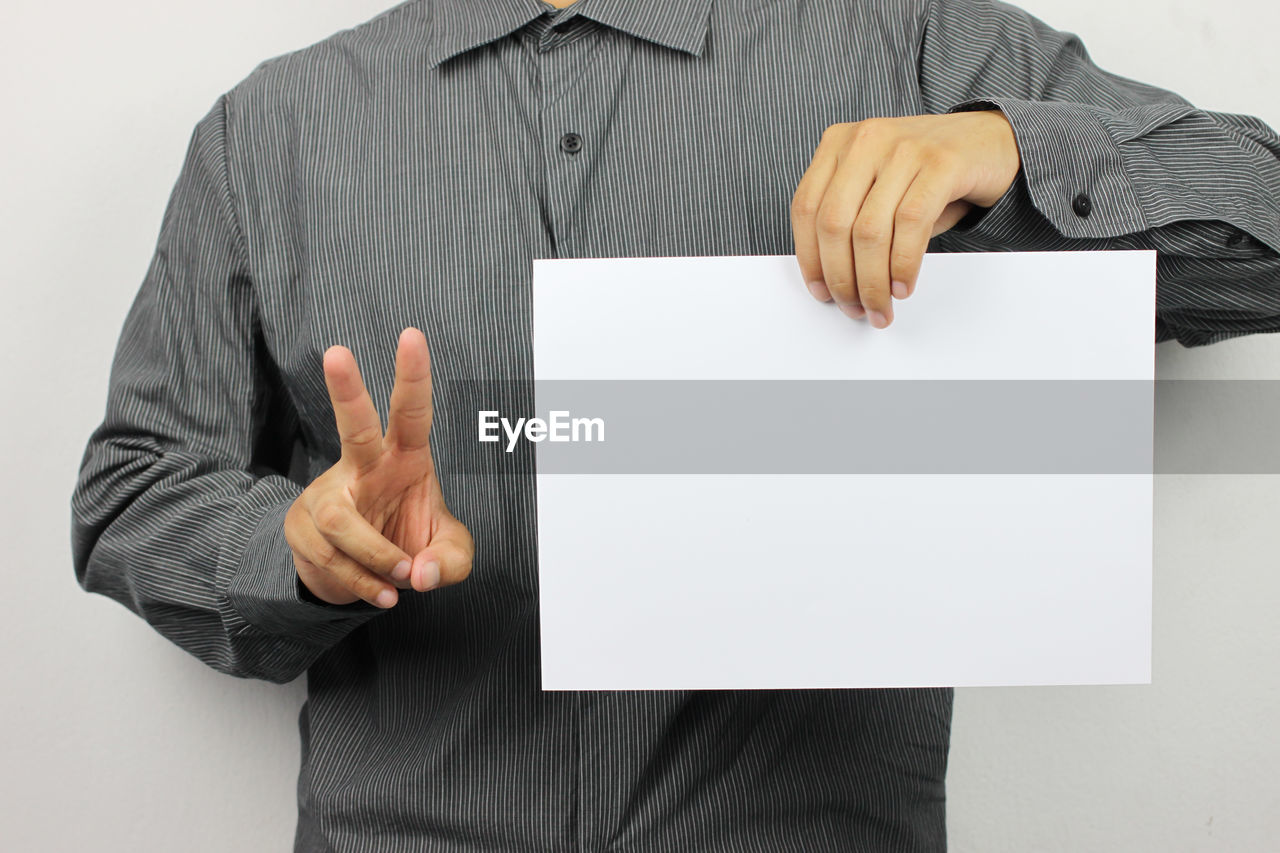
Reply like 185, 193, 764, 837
791, 126, 845, 301
323, 345, 384, 472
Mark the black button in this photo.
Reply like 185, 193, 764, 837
1072, 193, 1093, 218
1226, 230, 1245, 247
559, 132, 583, 154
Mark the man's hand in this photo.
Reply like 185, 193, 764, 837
284, 327, 474, 608
791, 110, 1021, 328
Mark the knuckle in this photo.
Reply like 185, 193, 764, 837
827, 279, 856, 302
891, 249, 920, 273
890, 137, 921, 160
395, 402, 431, 423
345, 424, 382, 450
815, 211, 849, 239
859, 278, 888, 297
854, 117, 887, 139
896, 202, 928, 226
791, 194, 819, 221
367, 543, 397, 572
293, 559, 316, 588
355, 574, 385, 601
820, 122, 850, 143
396, 371, 431, 390
852, 217, 888, 244
313, 502, 346, 536
312, 540, 339, 569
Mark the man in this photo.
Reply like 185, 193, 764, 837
71, 0, 1280, 849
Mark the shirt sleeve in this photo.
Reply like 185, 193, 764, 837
70, 95, 385, 684
916, 0, 1280, 347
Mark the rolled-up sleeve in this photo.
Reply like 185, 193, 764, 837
917, 0, 1280, 346
70, 95, 383, 684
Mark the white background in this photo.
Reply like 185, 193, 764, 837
2, 0, 1277, 850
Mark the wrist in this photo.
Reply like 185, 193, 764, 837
959, 109, 1022, 209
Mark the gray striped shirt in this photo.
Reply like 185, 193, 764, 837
71, 0, 1280, 850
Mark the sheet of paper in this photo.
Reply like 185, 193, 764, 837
532, 252, 1156, 690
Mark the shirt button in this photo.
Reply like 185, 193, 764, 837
559, 132, 583, 154
1072, 193, 1093, 218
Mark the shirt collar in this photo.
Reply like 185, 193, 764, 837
424, 0, 714, 68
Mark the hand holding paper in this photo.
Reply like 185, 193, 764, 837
791, 111, 1023, 326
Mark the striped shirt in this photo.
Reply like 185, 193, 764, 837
71, 0, 1280, 850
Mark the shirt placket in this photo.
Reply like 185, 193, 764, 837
525, 18, 632, 852
528, 16, 611, 259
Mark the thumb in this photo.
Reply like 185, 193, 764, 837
410, 517, 475, 591
931, 200, 973, 237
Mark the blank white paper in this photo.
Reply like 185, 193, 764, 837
532, 251, 1156, 690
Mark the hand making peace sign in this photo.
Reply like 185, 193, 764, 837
284, 327, 474, 608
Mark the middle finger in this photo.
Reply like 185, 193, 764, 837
814, 153, 877, 318
851, 154, 923, 328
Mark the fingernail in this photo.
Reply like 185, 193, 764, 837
838, 302, 866, 319
375, 588, 398, 608
806, 280, 830, 301
891, 280, 908, 300
868, 310, 890, 329
391, 560, 411, 581
420, 560, 441, 591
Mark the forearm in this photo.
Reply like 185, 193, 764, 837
938, 154, 1280, 346
72, 437, 379, 683
71, 96, 383, 682
919, 0, 1280, 345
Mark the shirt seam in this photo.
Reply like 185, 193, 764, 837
217, 93, 254, 278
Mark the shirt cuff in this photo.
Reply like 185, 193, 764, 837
221, 477, 385, 643
948, 98, 1149, 241
946, 167, 1041, 243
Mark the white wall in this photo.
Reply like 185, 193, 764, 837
3, 1, 1276, 850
